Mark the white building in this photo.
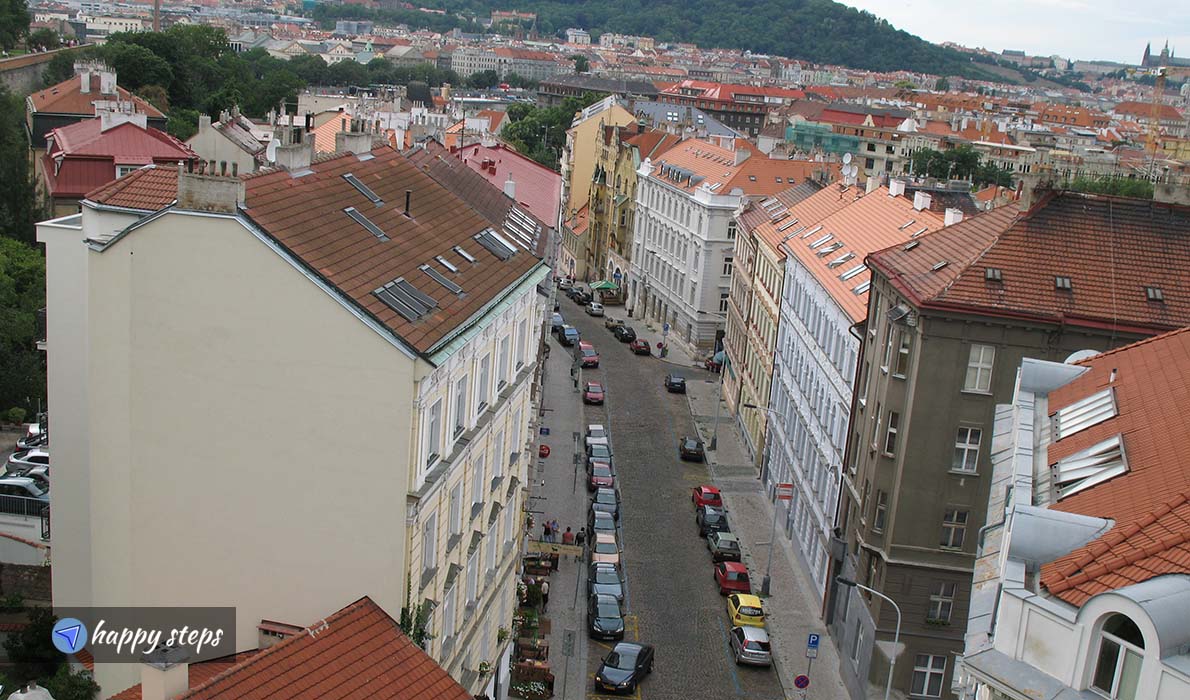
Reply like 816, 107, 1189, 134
452, 47, 500, 78
767, 182, 946, 596
565, 28, 591, 45
37, 144, 548, 698
957, 328, 1190, 700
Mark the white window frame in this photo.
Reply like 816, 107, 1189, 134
426, 399, 443, 465
442, 584, 457, 640
493, 429, 505, 481
477, 354, 491, 413
910, 654, 947, 697
963, 344, 995, 394
516, 319, 527, 368
928, 582, 956, 622
450, 482, 463, 536
422, 513, 437, 573
722, 256, 734, 277
466, 551, 478, 606
941, 509, 968, 550
883, 410, 900, 456
498, 336, 510, 388
894, 331, 911, 377
881, 325, 895, 372
472, 454, 485, 507
873, 490, 888, 533
453, 377, 468, 436
504, 494, 515, 544
1090, 617, 1144, 699
953, 427, 982, 474
851, 622, 864, 664
486, 522, 498, 576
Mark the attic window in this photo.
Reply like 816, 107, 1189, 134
827, 252, 855, 269
421, 264, 464, 295
898, 219, 916, 230
931, 261, 949, 272
775, 177, 783, 183
840, 264, 866, 281
776, 218, 800, 232
454, 246, 478, 263
749, 175, 757, 181
344, 207, 389, 242
853, 280, 872, 295
435, 256, 459, 273
343, 173, 382, 206
1145, 286, 1164, 302
1051, 434, 1127, 500
1055, 276, 1073, 291
985, 267, 1003, 282
374, 278, 438, 322
1052, 388, 1116, 440
817, 242, 844, 257
903, 241, 919, 252
809, 234, 833, 249
800, 225, 824, 239
474, 228, 517, 261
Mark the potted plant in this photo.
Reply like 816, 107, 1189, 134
478, 661, 492, 677
498, 626, 510, 644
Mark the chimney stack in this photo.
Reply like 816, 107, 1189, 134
273, 141, 314, 172
140, 644, 189, 700
177, 167, 244, 214
888, 178, 906, 198
733, 148, 751, 166
865, 175, 879, 194
944, 207, 964, 226
913, 191, 932, 211
79, 70, 91, 93
404, 189, 412, 217
334, 130, 374, 156
503, 175, 516, 199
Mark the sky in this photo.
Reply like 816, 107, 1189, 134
837, 0, 1190, 64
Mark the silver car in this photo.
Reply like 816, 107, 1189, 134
6, 449, 49, 474
729, 625, 772, 666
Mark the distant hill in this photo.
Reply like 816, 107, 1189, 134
424, 0, 993, 78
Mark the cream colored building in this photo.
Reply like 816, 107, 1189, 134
39, 146, 547, 698
561, 96, 635, 225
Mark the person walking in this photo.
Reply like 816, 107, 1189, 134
562, 527, 574, 545
540, 579, 550, 611
542, 522, 551, 542
575, 528, 586, 549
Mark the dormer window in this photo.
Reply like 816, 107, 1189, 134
1091, 613, 1144, 700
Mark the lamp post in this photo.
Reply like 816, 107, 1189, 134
743, 403, 782, 596
835, 577, 902, 700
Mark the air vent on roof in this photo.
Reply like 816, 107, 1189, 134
897, 219, 916, 230
771, 212, 789, 224
345, 207, 389, 242
903, 241, 919, 252
454, 245, 477, 263
343, 173, 382, 206
910, 227, 929, 238
775, 177, 783, 183
1145, 286, 1164, 302
800, 225, 824, 239
1055, 276, 1072, 291
374, 278, 438, 322
853, 280, 872, 295
474, 228, 517, 260
840, 264, 866, 281
435, 255, 459, 273
421, 264, 464, 295
931, 261, 949, 272
776, 218, 800, 232
827, 252, 855, 269
817, 242, 844, 257
985, 267, 1002, 282
1052, 387, 1116, 441
749, 175, 757, 181
809, 234, 833, 249
1051, 434, 1127, 500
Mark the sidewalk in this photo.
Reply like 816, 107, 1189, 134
600, 308, 704, 370
686, 379, 849, 700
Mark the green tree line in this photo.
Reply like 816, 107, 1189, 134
909, 145, 1014, 187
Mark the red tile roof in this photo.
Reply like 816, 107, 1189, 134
85, 164, 180, 210
1112, 101, 1184, 122
29, 73, 165, 119
456, 142, 561, 229
867, 192, 1190, 334
1037, 327, 1190, 606
109, 653, 260, 700
43, 119, 196, 199
659, 80, 804, 105
243, 147, 541, 354
650, 139, 834, 198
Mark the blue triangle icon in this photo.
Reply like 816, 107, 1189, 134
55, 625, 81, 650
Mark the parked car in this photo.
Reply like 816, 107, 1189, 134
6, 449, 49, 474
565, 286, 582, 300
551, 312, 565, 334
679, 437, 705, 462
559, 325, 580, 346
0, 477, 49, 516
588, 592, 625, 640
587, 462, 615, 492
586, 302, 605, 317
573, 291, 593, 305
613, 325, 637, 343
557, 277, 573, 290
587, 443, 612, 462
594, 642, 655, 695
664, 373, 687, 393
589, 510, 616, 535
578, 341, 600, 368
708, 531, 742, 562
697, 505, 731, 536
714, 561, 752, 595
692, 485, 724, 508
629, 339, 651, 355
727, 594, 767, 628
15, 432, 47, 451
729, 625, 772, 666
605, 318, 625, 332
583, 382, 606, 405
590, 531, 621, 565
588, 562, 625, 602
585, 424, 609, 449
591, 487, 621, 520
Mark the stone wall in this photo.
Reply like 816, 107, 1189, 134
0, 563, 51, 602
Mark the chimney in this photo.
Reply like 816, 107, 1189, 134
865, 175, 879, 194
733, 149, 751, 166
177, 167, 245, 214
404, 189, 412, 217
198, 114, 212, 133
79, 70, 91, 93
334, 130, 374, 155
944, 207, 963, 226
99, 68, 117, 96
140, 644, 189, 700
273, 141, 314, 171
503, 175, 516, 199
913, 191, 932, 211
100, 110, 147, 131
888, 178, 906, 197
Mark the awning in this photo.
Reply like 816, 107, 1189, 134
591, 280, 618, 290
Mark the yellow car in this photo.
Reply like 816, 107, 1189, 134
727, 593, 766, 628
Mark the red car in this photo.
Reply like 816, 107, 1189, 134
714, 561, 752, 596
692, 485, 723, 508
588, 461, 615, 491
629, 339, 651, 355
579, 341, 600, 368
583, 382, 605, 404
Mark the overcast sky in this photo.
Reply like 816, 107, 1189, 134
837, 0, 1190, 64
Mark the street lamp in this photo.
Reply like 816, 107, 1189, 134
835, 577, 902, 700
743, 403, 782, 596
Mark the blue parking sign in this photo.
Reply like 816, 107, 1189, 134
807, 633, 820, 649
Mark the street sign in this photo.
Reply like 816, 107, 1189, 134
777, 483, 794, 501
807, 633, 820, 649
794, 674, 810, 689
540, 426, 550, 435
662, 322, 670, 334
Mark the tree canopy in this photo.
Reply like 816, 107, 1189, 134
502, 92, 603, 170
910, 145, 1013, 187
0, 0, 30, 51
1063, 175, 1154, 200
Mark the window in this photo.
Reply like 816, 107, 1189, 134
116, 165, 139, 178
883, 411, 900, 456
894, 332, 911, 377
964, 344, 995, 393
442, 585, 457, 639
720, 291, 730, 313
928, 582, 956, 622
426, 400, 443, 464
941, 509, 968, 549
873, 490, 888, 533
723, 257, 734, 277
727, 220, 737, 240
472, 456, 485, 507
486, 522, 498, 574
870, 401, 882, 452
477, 355, 491, 412
493, 430, 505, 481
450, 483, 463, 536
422, 514, 437, 573
453, 377, 468, 436
911, 654, 947, 697
953, 428, 981, 473
851, 622, 864, 663
881, 326, 895, 371
498, 336, 510, 387
504, 495, 515, 544
516, 320, 527, 367
466, 551, 478, 605
1091, 614, 1144, 700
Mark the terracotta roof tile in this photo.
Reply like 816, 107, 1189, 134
86, 165, 180, 211
29, 74, 165, 119
456, 142, 561, 229
109, 653, 259, 700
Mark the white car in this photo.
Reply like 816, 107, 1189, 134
586, 302, 605, 317
586, 424, 609, 449
6, 449, 49, 474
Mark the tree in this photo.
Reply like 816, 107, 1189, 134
0, 237, 46, 422
910, 145, 1011, 186
0, 87, 40, 244
0, 0, 30, 52
289, 53, 329, 86
326, 59, 369, 87
166, 108, 200, 141
466, 69, 499, 89
571, 54, 589, 73
135, 84, 170, 113
100, 42, 174, 91
1064, 175, 1154, 199
42, 664, 100, 700
27, 28, 59, 51
5, 607, 63, 683
894, 79, 916, 89
41, 50, 78, 87
934, 77, 949, 92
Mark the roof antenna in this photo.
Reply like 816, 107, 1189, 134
404, 190, 412, 218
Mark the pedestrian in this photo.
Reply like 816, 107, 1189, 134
550, 519, 560, 541
542, 522, 551, 542
575, 528, 586, 548
540, 579, 550, 611
562, 527, 574, 545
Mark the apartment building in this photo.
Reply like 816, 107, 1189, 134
451, 46, 500, 77
956, 327, 1190, 700
657, 80, 805, 137
37, 145, 547, 697
828, 191, 1190, 700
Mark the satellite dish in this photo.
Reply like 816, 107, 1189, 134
1064, 349, 1099, 364
843, 152, 853, 165
266, 138, 280, 163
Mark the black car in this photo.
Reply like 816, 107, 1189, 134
595, 642, 655, 694
589, 509, 616, 535
679, 436, 705, 462
697, 505, 731, 536
574, 291, 593, 305
591, 487, 621, 520
588, 562, 625, 601
664, 373, 687, 393
588, 592, 625, 640
613, 325, 637, 342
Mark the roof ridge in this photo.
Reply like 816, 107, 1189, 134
929, 205, 1023, 300
1070, 324, 1190, 366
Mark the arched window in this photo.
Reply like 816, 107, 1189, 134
1091, 613, 1144, 699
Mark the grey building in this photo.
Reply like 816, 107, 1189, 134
827, 190, 1190, 700
536, 74, 659, 107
